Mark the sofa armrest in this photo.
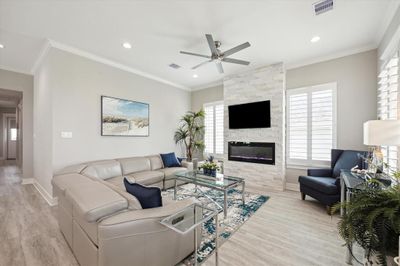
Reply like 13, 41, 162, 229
307, 168, 332, 177
98, 198, 196, 238
180, 161, 192, 170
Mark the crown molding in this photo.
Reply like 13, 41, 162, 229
0, 64, 32, 76
285, 44, 377, 70
375, 1, 400, 46
40, 40, 190, 91
30, 39, 52, 74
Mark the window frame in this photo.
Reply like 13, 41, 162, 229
286, 82, 337, 168
203, 100, 224, 156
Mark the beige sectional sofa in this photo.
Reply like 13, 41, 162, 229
52, 154, 198, 266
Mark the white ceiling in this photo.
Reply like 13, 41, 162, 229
0, 0, 398, 90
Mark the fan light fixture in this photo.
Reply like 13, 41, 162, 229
192, 74, 198, 78
180, 34, 251, 74
122, 42, 132, 49
0, 43, 4, 49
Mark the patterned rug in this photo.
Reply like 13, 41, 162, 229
162, 185, 269, 265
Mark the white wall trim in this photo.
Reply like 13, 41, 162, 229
43, 39, 190, 91
32, 179, 57, 206
0, 65, 32, 76
30, 39, 52, 74
285, 44, 377, 70
285, 182, 300, 192
21, 178, 34, 185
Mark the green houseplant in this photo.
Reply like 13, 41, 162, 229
335, 178, 400, 265
174, 109, 205, 162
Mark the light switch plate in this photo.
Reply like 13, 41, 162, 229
61, 131, 72, 138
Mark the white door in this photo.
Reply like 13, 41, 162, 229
7, 118, 16, 159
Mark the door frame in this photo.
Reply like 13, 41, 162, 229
1, 113, 16, 160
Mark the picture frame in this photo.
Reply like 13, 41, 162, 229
101, 96, 149, 136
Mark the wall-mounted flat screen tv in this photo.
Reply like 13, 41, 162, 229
228, 100, 271, 129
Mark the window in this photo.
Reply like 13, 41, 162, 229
378, 53, 399, 172
204, 101, 224, 155
287, 83, 337, 167
10, 128, 17, 141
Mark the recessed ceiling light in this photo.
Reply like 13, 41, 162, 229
0, 43, 4, 49
122, 42, 132, 49
310, 36, 321, 43
193, 74, 198, 78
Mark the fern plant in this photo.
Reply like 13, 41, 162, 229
174, 109, 205, 162
335, 181, 400, 265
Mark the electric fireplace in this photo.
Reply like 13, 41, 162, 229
228, 142, 275, 165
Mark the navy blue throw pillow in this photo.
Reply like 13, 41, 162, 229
123, 178, 162, 209
160, 152, 181, 167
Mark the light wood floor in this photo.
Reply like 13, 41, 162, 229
0, 165, 352, 266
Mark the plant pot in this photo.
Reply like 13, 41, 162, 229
211, 169, 217, 177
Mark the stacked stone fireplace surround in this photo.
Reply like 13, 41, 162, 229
223, 63, 286, 191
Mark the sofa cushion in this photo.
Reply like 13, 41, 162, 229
124, 178, 162, 209
298, 175, 339, 195
52, 173, 95, 196
332, 151, 362, 178
54, 163, 88, 176
160, 152, 181, 168
99, 179, 142, 210
81, 160, 122, 180
159, 167, 187, 180
147, 155, 164, 170
118, 157, 151, 175
66, 181, 128, 222
127, 171, 164, 186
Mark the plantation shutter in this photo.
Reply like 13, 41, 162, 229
204, 105, 214, 154
311, 89, 333, 161
287, 83, 336, 167
203, 102, 224, 155
288, 93, 308, 160
215, 104, 224, 154
378, 53, 399, 171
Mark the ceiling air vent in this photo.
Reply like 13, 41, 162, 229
313, 0, 333, 15
169, 63, 181, 69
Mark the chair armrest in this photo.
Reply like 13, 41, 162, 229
307, 168, 332, 177
180, 161, 193, 170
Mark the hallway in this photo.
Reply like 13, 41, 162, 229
0, 165, 78, 266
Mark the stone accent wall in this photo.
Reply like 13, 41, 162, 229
223, 63, 285, 191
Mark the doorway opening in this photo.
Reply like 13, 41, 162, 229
0, 88, 23, 167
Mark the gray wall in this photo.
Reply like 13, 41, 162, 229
0, 69, 34, 179
285, 49, 378, 185
191, 84, 223, 112
34, 48, 191, 196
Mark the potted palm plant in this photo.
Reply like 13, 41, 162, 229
174, 109, 205, 162
336, 177, 400, 266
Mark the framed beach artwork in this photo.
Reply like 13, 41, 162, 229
101, 96, 149, 136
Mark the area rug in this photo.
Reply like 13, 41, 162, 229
162, 185, 269, 265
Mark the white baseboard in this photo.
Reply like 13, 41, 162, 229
285, 183, 300, 192
21, 178, 34, 185
24, 179, 58, 206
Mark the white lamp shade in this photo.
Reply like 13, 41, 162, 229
363, 120, 400, 146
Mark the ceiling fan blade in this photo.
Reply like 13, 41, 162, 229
222, 58, 250, 65
180, 51, 210, 59
216, 61, 224, 74
192, 59, 213, 69
222, 42, 251, 57
205, 34, 219, 55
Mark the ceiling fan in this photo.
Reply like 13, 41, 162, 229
180, 34, 251, 74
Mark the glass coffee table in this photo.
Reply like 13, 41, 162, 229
174, 171, 245, 218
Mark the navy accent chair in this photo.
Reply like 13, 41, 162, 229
298, 149, 367, 214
